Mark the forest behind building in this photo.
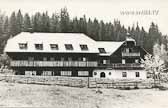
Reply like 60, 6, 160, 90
0, 8, 167, 54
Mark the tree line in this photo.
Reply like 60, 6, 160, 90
0, 8, 167, 54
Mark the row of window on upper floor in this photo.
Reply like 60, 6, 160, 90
19, 43, 107, 53
19, 43, 89, 51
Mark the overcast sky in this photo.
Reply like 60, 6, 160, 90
0, 0, 168, 35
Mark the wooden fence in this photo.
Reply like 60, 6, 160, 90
0, 74, 159, 89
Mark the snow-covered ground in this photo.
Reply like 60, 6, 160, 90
0, 81, 168, 108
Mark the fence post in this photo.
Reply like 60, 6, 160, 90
87, 77, 89, 88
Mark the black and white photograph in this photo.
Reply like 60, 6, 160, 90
0, 0, 168, 107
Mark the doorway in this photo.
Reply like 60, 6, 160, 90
100, 72, 106, 78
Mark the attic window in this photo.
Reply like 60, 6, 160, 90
65, 44, 73, 50
19, 43, 27, 49
50, 44, 58, 50
98, 48, 106, 53
35, 44, 43, 50
80, 44, 88, 51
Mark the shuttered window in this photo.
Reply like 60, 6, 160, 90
35, 44, 43, 50
19, 43, 27, 49
50, 44, 58, 50
78, 71, 89, 76
98, 48, 106, 53
65, 44, 73, 50
135, 72, 140, 77
80, 44, 88, 51
122, 72, 127, 77
61, 71, 72, 76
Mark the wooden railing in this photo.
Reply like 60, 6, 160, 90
10, 60, 98, 67
122, 52, 140, 57
99, 63, 144, 69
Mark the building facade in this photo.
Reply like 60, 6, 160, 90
4, 32, 147, 79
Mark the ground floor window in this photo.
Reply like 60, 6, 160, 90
25, 71, 36, 76
122, 72, 127, 77
135, 72, 140, 77
42, 71, 52, 76
61, 71, 72, 76
94, 72, 97, 75
78, 71, 89, 76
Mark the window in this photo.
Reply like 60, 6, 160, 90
94, 72, 97, 75
68, 57, 72, 61
129, 48, 133, 53
122, 59, 126, 64
35, 44, 43, 50
43, 57, 47, 61
122, 72, 127, 77
50, 44, 58, 50
103, 60, 107, 64
61, 57, 64, 61
78, 71, 89, 76
19, 43, 27, 49
82, 57, 87, 61
65, 44, 73, 50
50, 57, 55, 61
25, 71, 36, 76
80, 44, 88, 51
136, 72, 140, 77
98, 48, 106, 53
135, 59, 139, 63
42, 71, 52, 76
126, 48, 129, 53
61, 71, 72, 76
28, 57, 34, 61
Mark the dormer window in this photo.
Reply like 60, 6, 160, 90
50, 44, 58, 50
98, 48, 106, 53
19, 43, 27, 49
65, 44, 73, 50
80, 44, 88, 51
35, 44, 43, 50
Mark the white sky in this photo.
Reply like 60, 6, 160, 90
0, 0, 168, 35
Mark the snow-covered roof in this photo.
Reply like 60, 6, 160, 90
97, 41, 124, 56
4, 32, 99, 53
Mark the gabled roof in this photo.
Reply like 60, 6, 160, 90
97, 41, 125, 56
4, 32, 99, 53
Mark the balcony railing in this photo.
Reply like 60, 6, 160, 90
10, 60, 98, 67
99, 63, 144, 69
122, 52, 140, 57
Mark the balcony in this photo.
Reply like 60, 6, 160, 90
122, 52, 140, 57
10, 60, 98, 67
99, 63, 144, 69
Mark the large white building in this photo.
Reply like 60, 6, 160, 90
4, 32, 147, 79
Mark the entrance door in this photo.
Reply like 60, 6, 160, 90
100, 72, 106, 78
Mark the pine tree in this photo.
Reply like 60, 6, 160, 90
86, 18, 93, 38
92, 18, 99, 40
147, 22, 162, 54
32, 12, 42, 32
72, 17, 79, 33
3, 16, 9, 36
9, 12, 17, 36
41, 12, 50, 32
98, 21, 105, 40
23, 13, 31, 32
60, 7, 70, 32
50, 13, 60, 33
0, 14, 4, 37
16, 10, 23, 34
